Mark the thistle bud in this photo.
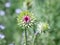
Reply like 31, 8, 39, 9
17, 10, 36, 28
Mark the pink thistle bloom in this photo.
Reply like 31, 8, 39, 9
23, 15, 30, 23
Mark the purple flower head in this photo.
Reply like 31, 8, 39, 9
0, 25, 5, 30
0, 10, 5, 16
0, 34, 5, 39
5, 2, 11, 8
23, 15, 30, 23
15, 9, 21, 14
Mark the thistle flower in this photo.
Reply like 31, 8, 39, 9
23, 0, 32, 10
17, 10, 36, 27
37, 22, 50, 33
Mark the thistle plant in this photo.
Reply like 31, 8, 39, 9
37, 22, 50, 33
33, 22, 50, 45
17, 10, 36, 45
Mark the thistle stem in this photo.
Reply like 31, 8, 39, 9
25, 27, 28, 45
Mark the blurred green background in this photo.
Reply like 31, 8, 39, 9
0, 0, 60, 45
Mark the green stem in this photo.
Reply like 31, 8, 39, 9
25, 27, 28, 45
